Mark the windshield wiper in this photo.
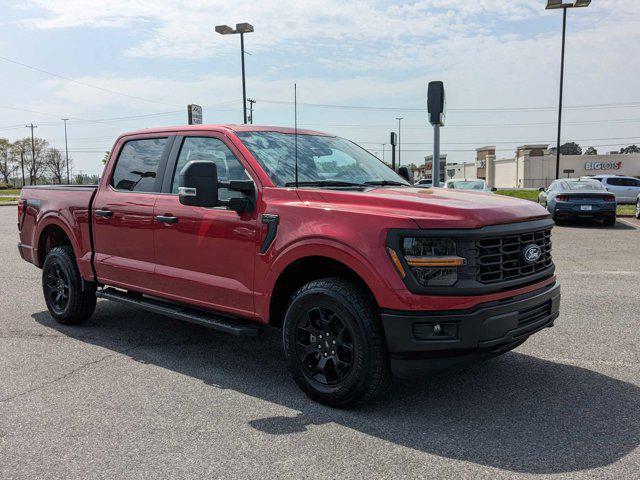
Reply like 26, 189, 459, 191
284, 180, 365, 188
363, 180, 408, 186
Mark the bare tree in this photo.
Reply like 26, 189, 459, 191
0, 138, 13, 184
44, 147, 70, 184
11, 137, 49, 185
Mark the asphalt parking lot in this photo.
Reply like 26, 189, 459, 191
1, 206, 639, 480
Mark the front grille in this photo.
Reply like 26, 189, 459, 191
476, 227, 553, 284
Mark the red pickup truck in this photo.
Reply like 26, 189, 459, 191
18, 124, 560, 407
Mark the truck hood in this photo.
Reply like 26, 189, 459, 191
303, 187, 550, 229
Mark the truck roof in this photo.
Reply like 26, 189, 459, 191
120, 124, 332, 138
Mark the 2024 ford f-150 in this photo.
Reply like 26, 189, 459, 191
18, 125, 560, 407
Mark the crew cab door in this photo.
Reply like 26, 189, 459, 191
152, 134, 260, 319
92, 135, 174, 290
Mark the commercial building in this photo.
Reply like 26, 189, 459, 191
412, 154, 447, 183
448, 145, 640, 188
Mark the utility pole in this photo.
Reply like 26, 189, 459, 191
247, 98, 256, 124
390, 132, 397, 171
20, 151, 25, 187
25, 123, 37, 185
381, 143, 386, 163
62, 119, 70, 184
395, 117, 403, 167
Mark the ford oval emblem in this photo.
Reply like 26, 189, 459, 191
522, 244, 542, 264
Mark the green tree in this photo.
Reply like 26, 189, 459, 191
619, 145, 639, 154
584, 146, 598, 155
559, 142, 582, 155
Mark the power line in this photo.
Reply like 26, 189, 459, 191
357, 136, 640, 146
256, 98, 640, 113
273, 117, 640, 130
0, 55, 183, 108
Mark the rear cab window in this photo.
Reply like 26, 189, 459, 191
111, 138, 169, 192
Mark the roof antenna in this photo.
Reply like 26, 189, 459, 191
294, 83, 299, 188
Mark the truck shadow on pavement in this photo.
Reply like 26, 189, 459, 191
34, 303, 640, 475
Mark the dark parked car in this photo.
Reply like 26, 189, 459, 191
538, 178, 616, 226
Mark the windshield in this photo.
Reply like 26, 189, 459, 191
446, 180, 486, 190
564, 181, 605, 191
236, 131, 408, 187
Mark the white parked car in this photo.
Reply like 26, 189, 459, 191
581, 175, 640, 204
444, 179, 494, 192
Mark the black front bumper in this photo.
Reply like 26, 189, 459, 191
381, 282, 560, 377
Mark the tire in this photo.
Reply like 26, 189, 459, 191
282, 277, 391, 407
602, 216, 616, 227
636, 200, 640, 219
42, 245, 96, 325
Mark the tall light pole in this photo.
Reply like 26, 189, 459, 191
215, 23, 254, 124
546, 0, 591, 179
381, 143, 386, 163
62, 118, 70, 184
395, 117, 404, 167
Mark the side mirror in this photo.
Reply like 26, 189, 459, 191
538, 187, 545, 192
398, 166, 413, 184
491, 187, 497, 192
178, 160, 256, 213
179, 161, 219, 207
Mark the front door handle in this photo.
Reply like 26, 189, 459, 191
94, 209, 113, 218
155, 215, 179, 224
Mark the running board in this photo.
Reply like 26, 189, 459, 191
96, 288, 264, 336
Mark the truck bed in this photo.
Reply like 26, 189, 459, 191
18, 185, 98, 280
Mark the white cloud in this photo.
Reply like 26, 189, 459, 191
3, 0, 639, 175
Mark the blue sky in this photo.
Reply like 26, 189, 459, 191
1, 0, 639, 175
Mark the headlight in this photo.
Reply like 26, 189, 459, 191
400, 237, 463, 287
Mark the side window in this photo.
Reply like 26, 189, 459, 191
172, 137, 250, 201
111, 138, 167, 192
626, 178, 640, 187
607, 177, 625, 186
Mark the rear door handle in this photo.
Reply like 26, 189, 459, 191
94, 209, 113, 218
155, 215, 179, 224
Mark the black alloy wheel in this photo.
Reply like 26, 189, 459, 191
295, 306, 354, 386
42, 246, 96, 325
44, 261, 70, 314
283, 277, 390, 407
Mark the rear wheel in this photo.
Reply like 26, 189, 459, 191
42, 246, 96, 325
282, 277, 390, 407
602, 216, 616, 227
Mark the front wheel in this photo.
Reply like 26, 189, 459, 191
636, 200, 640, 219
42, 246, 96, 325
282, 277, 390, 407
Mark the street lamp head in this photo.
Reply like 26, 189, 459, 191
546, 0, 591, 9
215, 24, 236, 35
235, 23, 254, 33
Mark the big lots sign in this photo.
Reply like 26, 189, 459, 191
585, 161, 622, 171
